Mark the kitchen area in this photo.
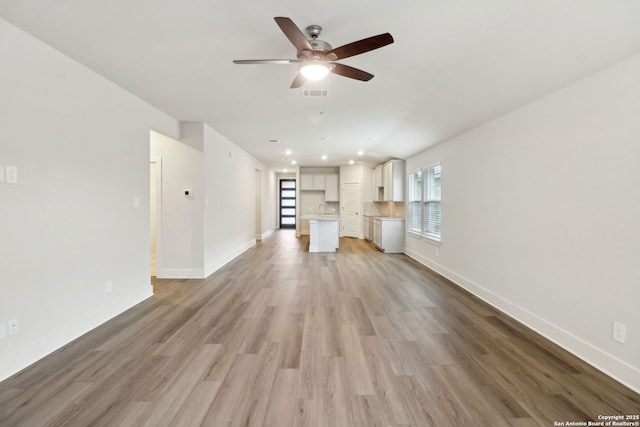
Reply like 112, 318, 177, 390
297, 167, 341, 252
295, 161, 406, 253
363, 159, 405, 253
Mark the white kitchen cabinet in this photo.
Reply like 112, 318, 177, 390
374, 165, 384, 201
363, 215, 371, 241
383, 163, 393, 200
301, 174, 338, 201
301, 174, 328, 191
373, 218, 381, 247
309, 217, 339, 252
374, 165, 384, 187
325, 175, 339, 201
372, 218, 405, 253
300, 174, 314, 190
382, 160, 405, 202
312, 175, 326, 190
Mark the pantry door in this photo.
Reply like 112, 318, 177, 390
341, 181, 360, 237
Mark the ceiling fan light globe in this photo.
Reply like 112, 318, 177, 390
300, 63, 330, 80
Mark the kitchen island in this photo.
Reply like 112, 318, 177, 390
300, 215, 340, 252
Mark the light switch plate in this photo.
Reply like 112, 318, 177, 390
6, 166, 17, 184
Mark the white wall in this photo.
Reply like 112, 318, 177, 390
150, 129, 204, 278
0, 17, 276, 382
150, 124, 277, 279
0, 18, 180, 381
203, 124, 276, 277
405, 54, 640, 392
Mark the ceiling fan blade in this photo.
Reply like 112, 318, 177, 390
290, 74, 306, 88
330, 63, 374, 81
328, 33, 394, 60
233, 59, 299, 65
274, 17, 313, 53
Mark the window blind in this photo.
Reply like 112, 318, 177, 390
422, 164, 441, 240
408, 171, 422, 232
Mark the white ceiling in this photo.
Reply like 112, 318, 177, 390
2, 1, 640, 170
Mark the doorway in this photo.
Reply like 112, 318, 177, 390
150, 157, 162, 277
279, 179, 296, 229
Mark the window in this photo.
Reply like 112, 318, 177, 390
279, 179, 296, 229
407, 163, 441, 241
423, 164, 441, 240
408, 170, 422, 233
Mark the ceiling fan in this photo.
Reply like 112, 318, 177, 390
233, 17, 394, 88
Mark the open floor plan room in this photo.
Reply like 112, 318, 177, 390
0, 231, 638, 427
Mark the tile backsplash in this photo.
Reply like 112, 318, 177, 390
364, 201, 405, 218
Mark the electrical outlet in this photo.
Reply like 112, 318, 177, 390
613, 322, 626, 344
8, 319, 18, 336
106, 281, 113, 294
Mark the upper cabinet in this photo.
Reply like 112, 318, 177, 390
300, 173, 339, 201
300, 174, 327, 190
374, 160, 405, 202
300, 174, 314, 190
325, 175, 339, 201
374, 165, 384, 188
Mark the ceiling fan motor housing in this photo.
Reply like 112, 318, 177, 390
305, 25, 332, 52
310, 39, 332, 52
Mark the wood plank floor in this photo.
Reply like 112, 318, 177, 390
1, 230, 638, 426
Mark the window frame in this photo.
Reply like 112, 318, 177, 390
406, 162, 441, 243
279, 179, 297, 229
422, 163, 441, 242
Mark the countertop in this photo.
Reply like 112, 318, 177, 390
368, 216, 405, 221
299, 214, 340, 220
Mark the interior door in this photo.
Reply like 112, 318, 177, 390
341, 181, 361, 237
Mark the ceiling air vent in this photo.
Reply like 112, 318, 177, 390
267, 139, 279, 144
301, 89, 328, 97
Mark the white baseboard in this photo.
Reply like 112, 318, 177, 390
259, 227, 275, 241
0, 285, 153, 383
157, 237, 263, 279
156, 268, 205, 279
404, 248, 640, 394
204, 239, 256, 278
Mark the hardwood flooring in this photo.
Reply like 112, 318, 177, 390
1, 230, 638, 426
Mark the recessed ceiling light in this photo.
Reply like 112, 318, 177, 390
285, 150, 292, 155
321, 155, 327, 160
283, 168, 288, 172
357, 150, 364, 156
291, 160, 297, 165
349, 160, 355, 165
